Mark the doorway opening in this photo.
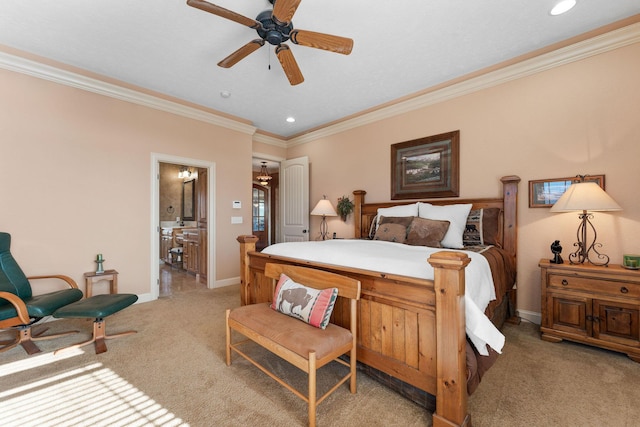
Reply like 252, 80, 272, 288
151, 153, 215, 300
158, 162, 207, 297
252, 158, 280, 250
252, 183, 269, 251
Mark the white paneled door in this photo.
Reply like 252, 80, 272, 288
279, 156, 309, 242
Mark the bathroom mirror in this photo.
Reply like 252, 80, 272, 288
182, 180, 195, 221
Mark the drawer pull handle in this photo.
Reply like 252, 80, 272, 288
561, 279, 568, 286
620, 287, 629, 294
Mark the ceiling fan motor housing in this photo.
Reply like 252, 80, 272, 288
256, 10, 293, 45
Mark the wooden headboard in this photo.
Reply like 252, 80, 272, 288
352, 175, 521, 261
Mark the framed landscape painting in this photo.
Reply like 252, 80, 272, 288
391, 130, 460, 199
528, 174, 605, 208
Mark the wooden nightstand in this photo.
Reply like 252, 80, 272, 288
539, 259, 640, 362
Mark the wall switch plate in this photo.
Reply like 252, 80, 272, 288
231, 216, 243, 224
232, 201, 241, 209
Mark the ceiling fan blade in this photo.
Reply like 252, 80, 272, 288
217, 39, 265, 68
187, 0, 260, 29
272, 0, 301, 25
275, 45, 304, 86
290, 29, 353, 55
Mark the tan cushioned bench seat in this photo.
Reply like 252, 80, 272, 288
229, 303, 353, 360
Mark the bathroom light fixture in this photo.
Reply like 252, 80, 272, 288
178, 167, 192, 179
550, 175, 621, 266
550, 0, 576, 16
256, 161, 272, 186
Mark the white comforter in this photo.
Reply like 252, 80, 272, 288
262, 239, 504, 355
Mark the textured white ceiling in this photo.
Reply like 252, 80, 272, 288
0, 1, 638, 138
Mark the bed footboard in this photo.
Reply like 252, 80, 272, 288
237, 235, 472, 427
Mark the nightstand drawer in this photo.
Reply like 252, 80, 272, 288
548, 274, 640, 298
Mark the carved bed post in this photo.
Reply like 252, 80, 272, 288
500, 175, 521, 324
428, 251, 471, 427
353, 190, 366, 239
500, 175, 520, 258
237, 235, 258, 306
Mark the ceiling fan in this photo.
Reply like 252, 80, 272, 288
187, 0, 353, 85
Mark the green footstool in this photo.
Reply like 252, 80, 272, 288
53, 293, 138, 354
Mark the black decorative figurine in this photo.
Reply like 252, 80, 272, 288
550, 240, 563, 264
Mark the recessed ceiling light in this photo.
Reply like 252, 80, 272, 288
550, 0, 576, 16
220, 90, 231, 98
286, 117, 295, 123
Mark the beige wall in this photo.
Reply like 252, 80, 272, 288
252, 139, 287, 160
288, 41, 640, 321
0, 68, 254, 297
2, 32, 638, 319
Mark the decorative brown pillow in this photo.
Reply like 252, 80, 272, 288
378, 216, 414, 228
406, 217, 450, 247
373, 223, 408, 243
373, 216, 413, 242
463, 208, 501, 247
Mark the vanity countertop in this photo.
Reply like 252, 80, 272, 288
160, 221, 197, 229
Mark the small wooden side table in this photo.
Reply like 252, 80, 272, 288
84, 269, 118, 298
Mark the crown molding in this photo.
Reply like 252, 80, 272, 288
286, 22, 640, 148
0, 51, 257, 136
252, 132, 288, 148
2, 21, 638, 148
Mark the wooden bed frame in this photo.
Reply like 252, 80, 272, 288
237, 175, 520, 427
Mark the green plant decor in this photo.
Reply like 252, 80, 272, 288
337, 196, 354, 221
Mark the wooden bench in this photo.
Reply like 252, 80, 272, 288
226, 263, 361, 427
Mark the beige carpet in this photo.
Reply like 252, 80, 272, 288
1, 285, 639, 426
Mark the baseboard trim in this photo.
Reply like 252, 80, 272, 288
136, 293, 155, 304
214, 277, 240, 289
517, 309, 541, 325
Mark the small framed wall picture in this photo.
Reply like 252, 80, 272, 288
528, 174, 605, 208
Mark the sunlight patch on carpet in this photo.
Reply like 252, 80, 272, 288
0, 348, 84, 377
0, 362, 188, 427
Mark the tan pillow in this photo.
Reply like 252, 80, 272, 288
373, 223, 408, 243
378, 215, 414, 228
406, 217, 450, 247
374, 216, 415, 243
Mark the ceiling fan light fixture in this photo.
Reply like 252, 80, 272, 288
550, 0, 577, 16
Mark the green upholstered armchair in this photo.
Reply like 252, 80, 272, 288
0, 232, 83, 354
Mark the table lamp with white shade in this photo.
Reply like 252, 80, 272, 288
311, 196, 337, 240
550, 176, 621, 266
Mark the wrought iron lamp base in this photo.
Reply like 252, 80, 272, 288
568, 210, 610, 266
